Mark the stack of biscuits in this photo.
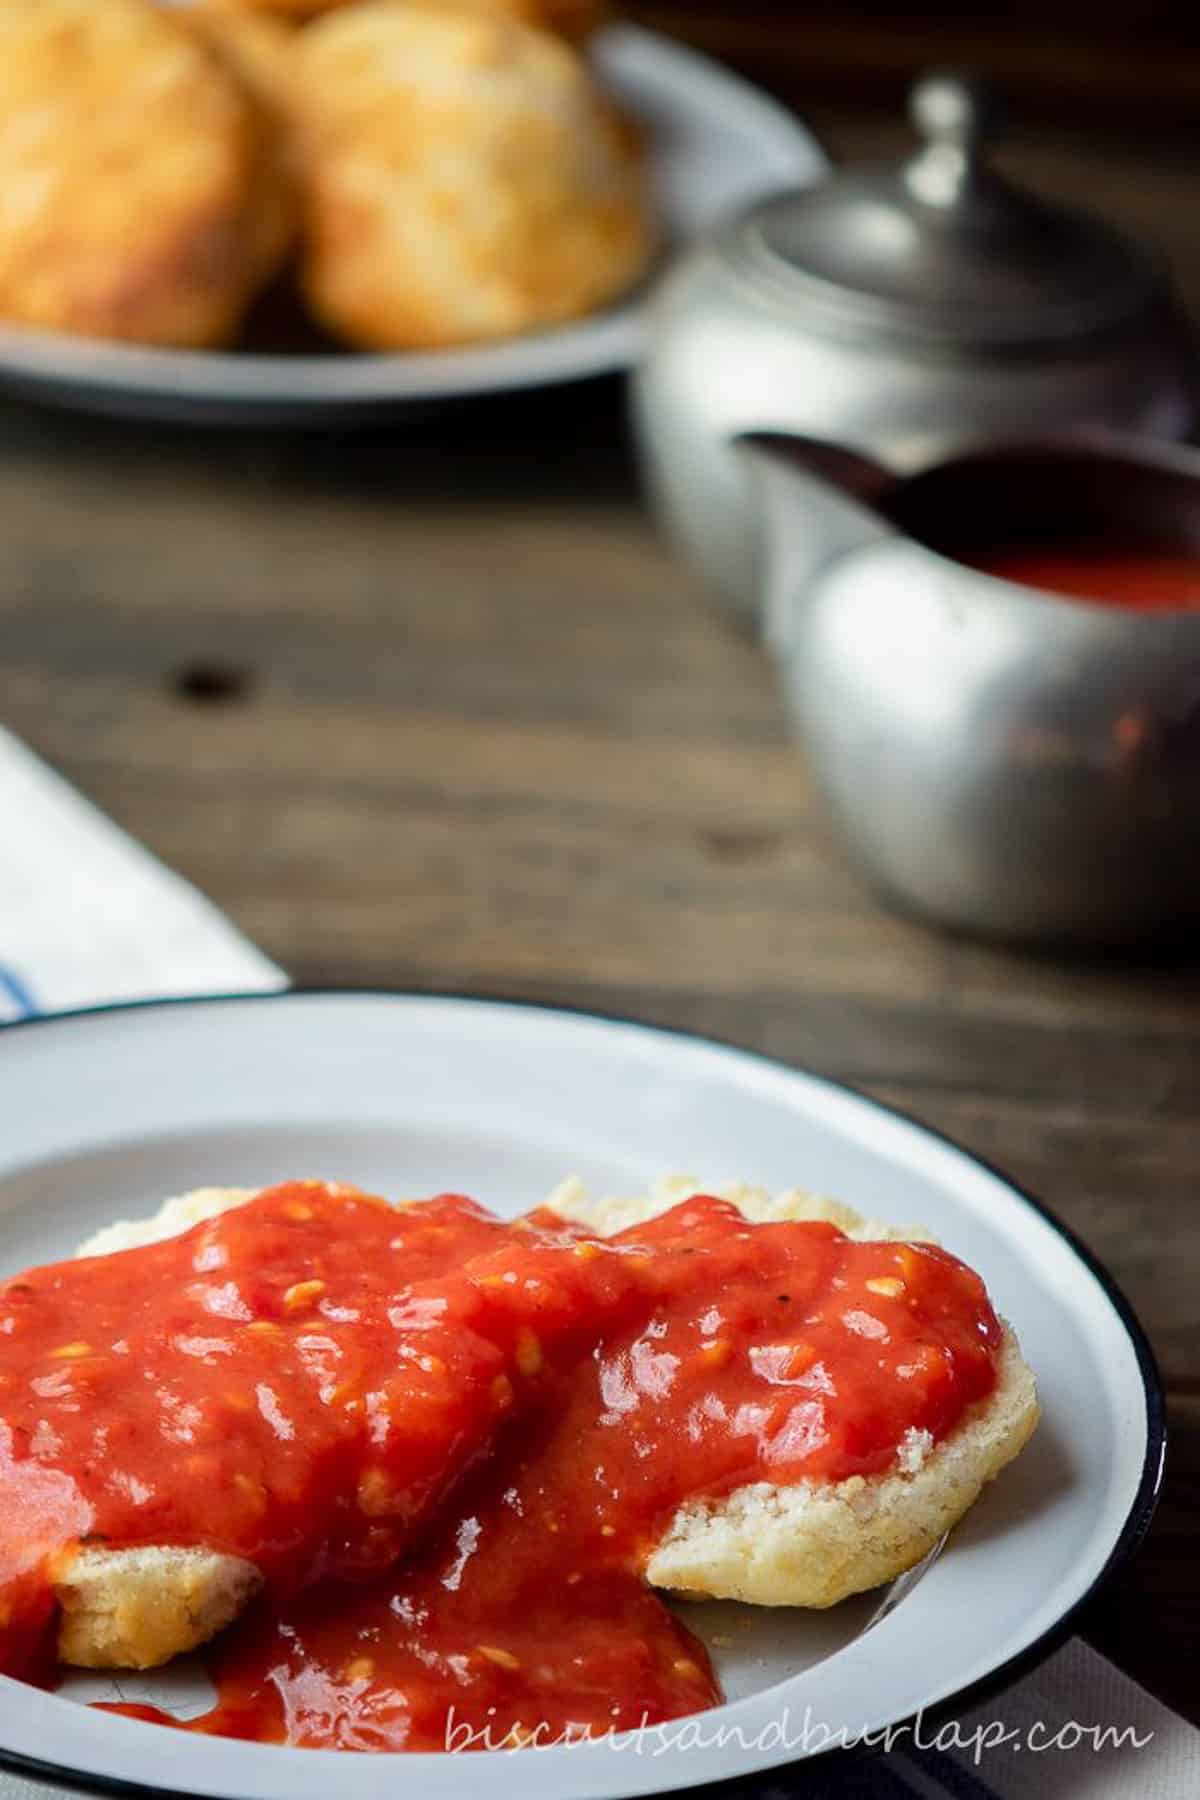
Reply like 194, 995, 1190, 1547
0, 0, 653, 350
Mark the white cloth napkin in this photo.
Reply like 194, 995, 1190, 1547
0, 727, 1193, 1798
0, 727, 282, 1016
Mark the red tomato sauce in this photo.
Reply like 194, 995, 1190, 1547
965, 544, 1200, 610
0, 1182, 1001, 1749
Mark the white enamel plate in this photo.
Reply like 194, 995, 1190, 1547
0, 992, 1163, 1799
0, 28, 824, 425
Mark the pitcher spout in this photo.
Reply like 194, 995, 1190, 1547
737, 433, 897, 650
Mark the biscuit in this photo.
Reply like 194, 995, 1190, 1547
0, 0, 291, 346
75, 1186, 259, 1259
291, 3, 653, 348
209, 0, 606, 43
181, 4, 300, 278
646, 1325, 1038, 1606
56, 1544, 262, 1671
547, 1175, 1041, 1607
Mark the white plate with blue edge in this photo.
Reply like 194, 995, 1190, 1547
0, 27, 825, 426
0, 991, 1163, 1800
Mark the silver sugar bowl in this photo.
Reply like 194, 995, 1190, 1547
743, 432, 1200, 949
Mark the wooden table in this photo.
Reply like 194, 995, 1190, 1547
0, 106, 1196, 1729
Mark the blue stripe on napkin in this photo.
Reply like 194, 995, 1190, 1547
0, 964, 36, 1022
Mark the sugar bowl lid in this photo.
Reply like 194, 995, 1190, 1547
731, 72, 1167, 348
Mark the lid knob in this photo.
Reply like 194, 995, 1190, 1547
734, 64, 1165, 348
906, 72, 1002, 208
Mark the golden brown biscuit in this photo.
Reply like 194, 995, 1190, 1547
0, 0, 292, 347
436, 0, 608, 41
291, 2, 653, 350
183, 5, 297, 117
210, 0, 607, 45
180, 4, 300, 278
548, 1177, 1040, 1609
56, 1544, 262, 1672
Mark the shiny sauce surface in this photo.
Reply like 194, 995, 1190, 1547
965, 543, 1200, 610
0, 1183, 1001, 1748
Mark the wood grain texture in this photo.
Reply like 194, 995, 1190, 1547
0, 102, 1197, 1725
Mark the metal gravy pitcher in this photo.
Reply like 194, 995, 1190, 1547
744, 432, 1200, 948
